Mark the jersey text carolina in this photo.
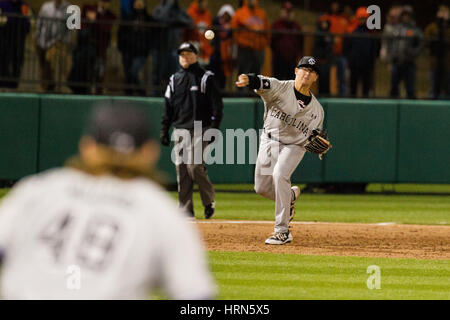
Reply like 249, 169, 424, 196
255, 76, 324, 146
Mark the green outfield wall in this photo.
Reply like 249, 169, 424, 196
0, 94, 448, 184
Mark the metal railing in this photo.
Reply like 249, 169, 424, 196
0, 13, 448, 99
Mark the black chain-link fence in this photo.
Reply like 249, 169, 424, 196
0, 13, 448, 99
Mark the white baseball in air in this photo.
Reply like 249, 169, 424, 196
205, 29, 215, 40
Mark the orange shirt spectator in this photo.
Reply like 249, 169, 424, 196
319, 2, 349, 55
231, 0, 269, 51
347, 7, 368, 33
187, 0, 213, 64
317, 2, 349, 96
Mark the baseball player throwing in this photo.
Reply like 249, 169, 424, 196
236, 56, 331, 245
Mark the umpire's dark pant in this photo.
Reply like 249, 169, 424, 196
173, 128, 215, 216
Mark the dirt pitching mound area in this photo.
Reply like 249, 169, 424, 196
196, 220, 450, 260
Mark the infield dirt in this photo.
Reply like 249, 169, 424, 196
196, 221, 450, 260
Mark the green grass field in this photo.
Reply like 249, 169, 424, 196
175, 191, 450, 226
181, 185, 449, 299
1, 185, 449, 299
210, 251, 450, 300
0, 189, 8, 199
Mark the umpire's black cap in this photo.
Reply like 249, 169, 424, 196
85, 104, 151, 154
297, 56, 319, 74
177, 42, 198, 55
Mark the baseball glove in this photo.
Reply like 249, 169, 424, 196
305, 129, 332, 160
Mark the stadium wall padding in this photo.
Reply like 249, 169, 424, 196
0, 93, 40, 179
324, 99, 398, 182
0, 94, 448, 184
39, 95, 112, 172
396, 100, 450, 183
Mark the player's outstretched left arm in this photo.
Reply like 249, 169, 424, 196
236, 73, 283, 93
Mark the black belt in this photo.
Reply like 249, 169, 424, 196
264, 128, 303, 147
264, 128, 279, 142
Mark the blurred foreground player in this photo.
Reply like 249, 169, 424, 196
0, 104, 216, 299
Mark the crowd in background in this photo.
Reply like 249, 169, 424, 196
0, 0, 448, 99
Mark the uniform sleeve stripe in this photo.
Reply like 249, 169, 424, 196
201, 71, 214, 93
169, 75, 174, 92
165, 85, 171, 99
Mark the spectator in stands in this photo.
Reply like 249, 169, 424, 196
118, 0, 156, 96
208, 4, 235, 89
380, 4, 402, 63
35, 0, 72, 92
0, 0, 30, 89
68, 1, 115, 95
425, 5, 450, 99
231, 0, 269, 76
120, 0, 134, 19
344, 7, 379, 97
68, 5, 97, 94
314, 18, 333, 95
319, 2, 349, 96
270, 1, 303, 80
85, 0, 116, 95
186, 0, 213, 67
153, 0, 193, 95
384, 7, 423, 99
342, 5, 354, 24
346, 6, 359, 34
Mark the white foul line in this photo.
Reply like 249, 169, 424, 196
194, 220, 400, 226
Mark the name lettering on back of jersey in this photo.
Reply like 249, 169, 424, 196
269, 107, 310, 136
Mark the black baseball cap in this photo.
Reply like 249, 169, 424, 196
297, 56, 319, 73
177, 42, 198, 55
85, 104, 151, 154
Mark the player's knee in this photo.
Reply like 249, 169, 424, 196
273, 169, 289, 183
187, 164, 205, 176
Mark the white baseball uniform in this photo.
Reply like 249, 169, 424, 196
0, 168, 216, 299
253, 76, 324, 233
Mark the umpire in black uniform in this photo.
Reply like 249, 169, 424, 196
160, 42, 223, 219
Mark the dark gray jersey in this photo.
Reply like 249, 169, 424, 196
255, 76, 324, 146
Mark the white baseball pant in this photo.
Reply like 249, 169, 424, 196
254, 132, 306, 233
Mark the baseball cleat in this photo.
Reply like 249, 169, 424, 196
290, 186, 300, 221
204, 201, 215, 219
265, 231, 293, 245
